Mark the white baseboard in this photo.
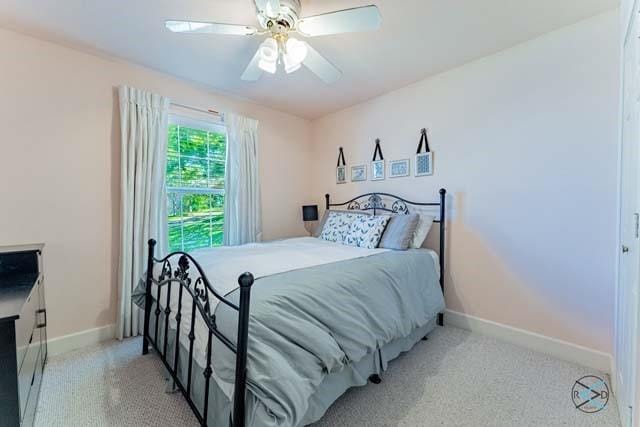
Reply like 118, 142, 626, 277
47, 324, 116, 357
45, 314, 613, 375
445, 310, 612, 374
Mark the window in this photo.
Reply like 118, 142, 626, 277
166, 115, 226, 252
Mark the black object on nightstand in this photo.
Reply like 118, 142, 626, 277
0, 244, 46, 427
302, 205, 319, 236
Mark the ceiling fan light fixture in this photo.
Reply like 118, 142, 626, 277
259, 59, 277, 74
282, 37, 307, 73
258, 37, 278, 73
259, 38, 278, 61
283, 54, 301, 74
286, 38, 307, 62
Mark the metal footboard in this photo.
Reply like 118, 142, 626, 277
142, 239, 253, 427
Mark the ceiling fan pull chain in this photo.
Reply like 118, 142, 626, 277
372, 138, 384, 161
416, 128, 431, 154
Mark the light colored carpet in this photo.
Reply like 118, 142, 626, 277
35, 326, 620, 427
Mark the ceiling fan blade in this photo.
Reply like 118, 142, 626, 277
297, 5, 381, 37
241, 48, 264, 81
255, 0, 281, 19
302, 43, 342, 84
165, 20, 257, 36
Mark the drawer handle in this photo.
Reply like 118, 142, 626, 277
36, 309, 47, 328
28, 333, 33, 345
30, 370, 35, 386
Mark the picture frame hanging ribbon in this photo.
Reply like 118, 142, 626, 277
371, 138, 385, 181
415, 128, 433, 176
336, 147, 347, 184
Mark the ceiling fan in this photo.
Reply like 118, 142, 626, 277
165, 0, 382, 84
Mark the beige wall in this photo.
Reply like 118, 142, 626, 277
0, 28, 312, 339
310, 11, 619, 354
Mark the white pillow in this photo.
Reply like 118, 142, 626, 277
313, 209, 371, 237
319, 211, 367, 244
344, 215, 390, 249
410, 214, 435, 248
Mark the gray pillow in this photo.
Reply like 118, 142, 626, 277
313, 209, 372, 237
378, 214, 420, 250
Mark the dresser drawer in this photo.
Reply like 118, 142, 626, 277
17, 326, 40, 418
14, 280, 39, 372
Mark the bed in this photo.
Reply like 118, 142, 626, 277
135, 190, 447, 426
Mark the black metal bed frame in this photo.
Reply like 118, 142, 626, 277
142, 189, 447, 427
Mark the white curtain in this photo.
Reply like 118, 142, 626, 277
223, 113, 262, 245
117, 86, 170, 340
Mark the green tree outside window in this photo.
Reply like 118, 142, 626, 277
167, 122, 226, 252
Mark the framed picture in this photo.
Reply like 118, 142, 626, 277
371, 160, 385, 181
336, 166, 346, 184
389, 159, 410, 178
415, 152, 433, 176
351, 164, 367, 182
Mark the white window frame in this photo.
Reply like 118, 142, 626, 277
167, 113, 227, 251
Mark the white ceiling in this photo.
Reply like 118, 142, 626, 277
0, 0, 617, 119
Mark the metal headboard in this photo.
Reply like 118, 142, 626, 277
324, 188, 447, 326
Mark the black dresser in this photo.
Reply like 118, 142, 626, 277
0, 244, 46, 427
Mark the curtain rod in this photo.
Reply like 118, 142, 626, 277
170, 102, 220, 117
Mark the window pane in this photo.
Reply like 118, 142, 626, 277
167, 154, 181, 187
166, 193, 225, 251
182, 194, 213, 217
212, 194, 224, 209
182, 193, 214, 249
168, 124, 179, 155
180, 157, 208, 188
167, 120, 226, 252
179, 127, 208, 158
211, 207, 224, 246
208, 160, 225, 189
167, 192, 181, 218
182, 217, 211, 252
208, 132, 226, 162
167, 193, 182, 252
168, 222, 183, 253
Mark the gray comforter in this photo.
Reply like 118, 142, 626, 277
210, 249, 445, 426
